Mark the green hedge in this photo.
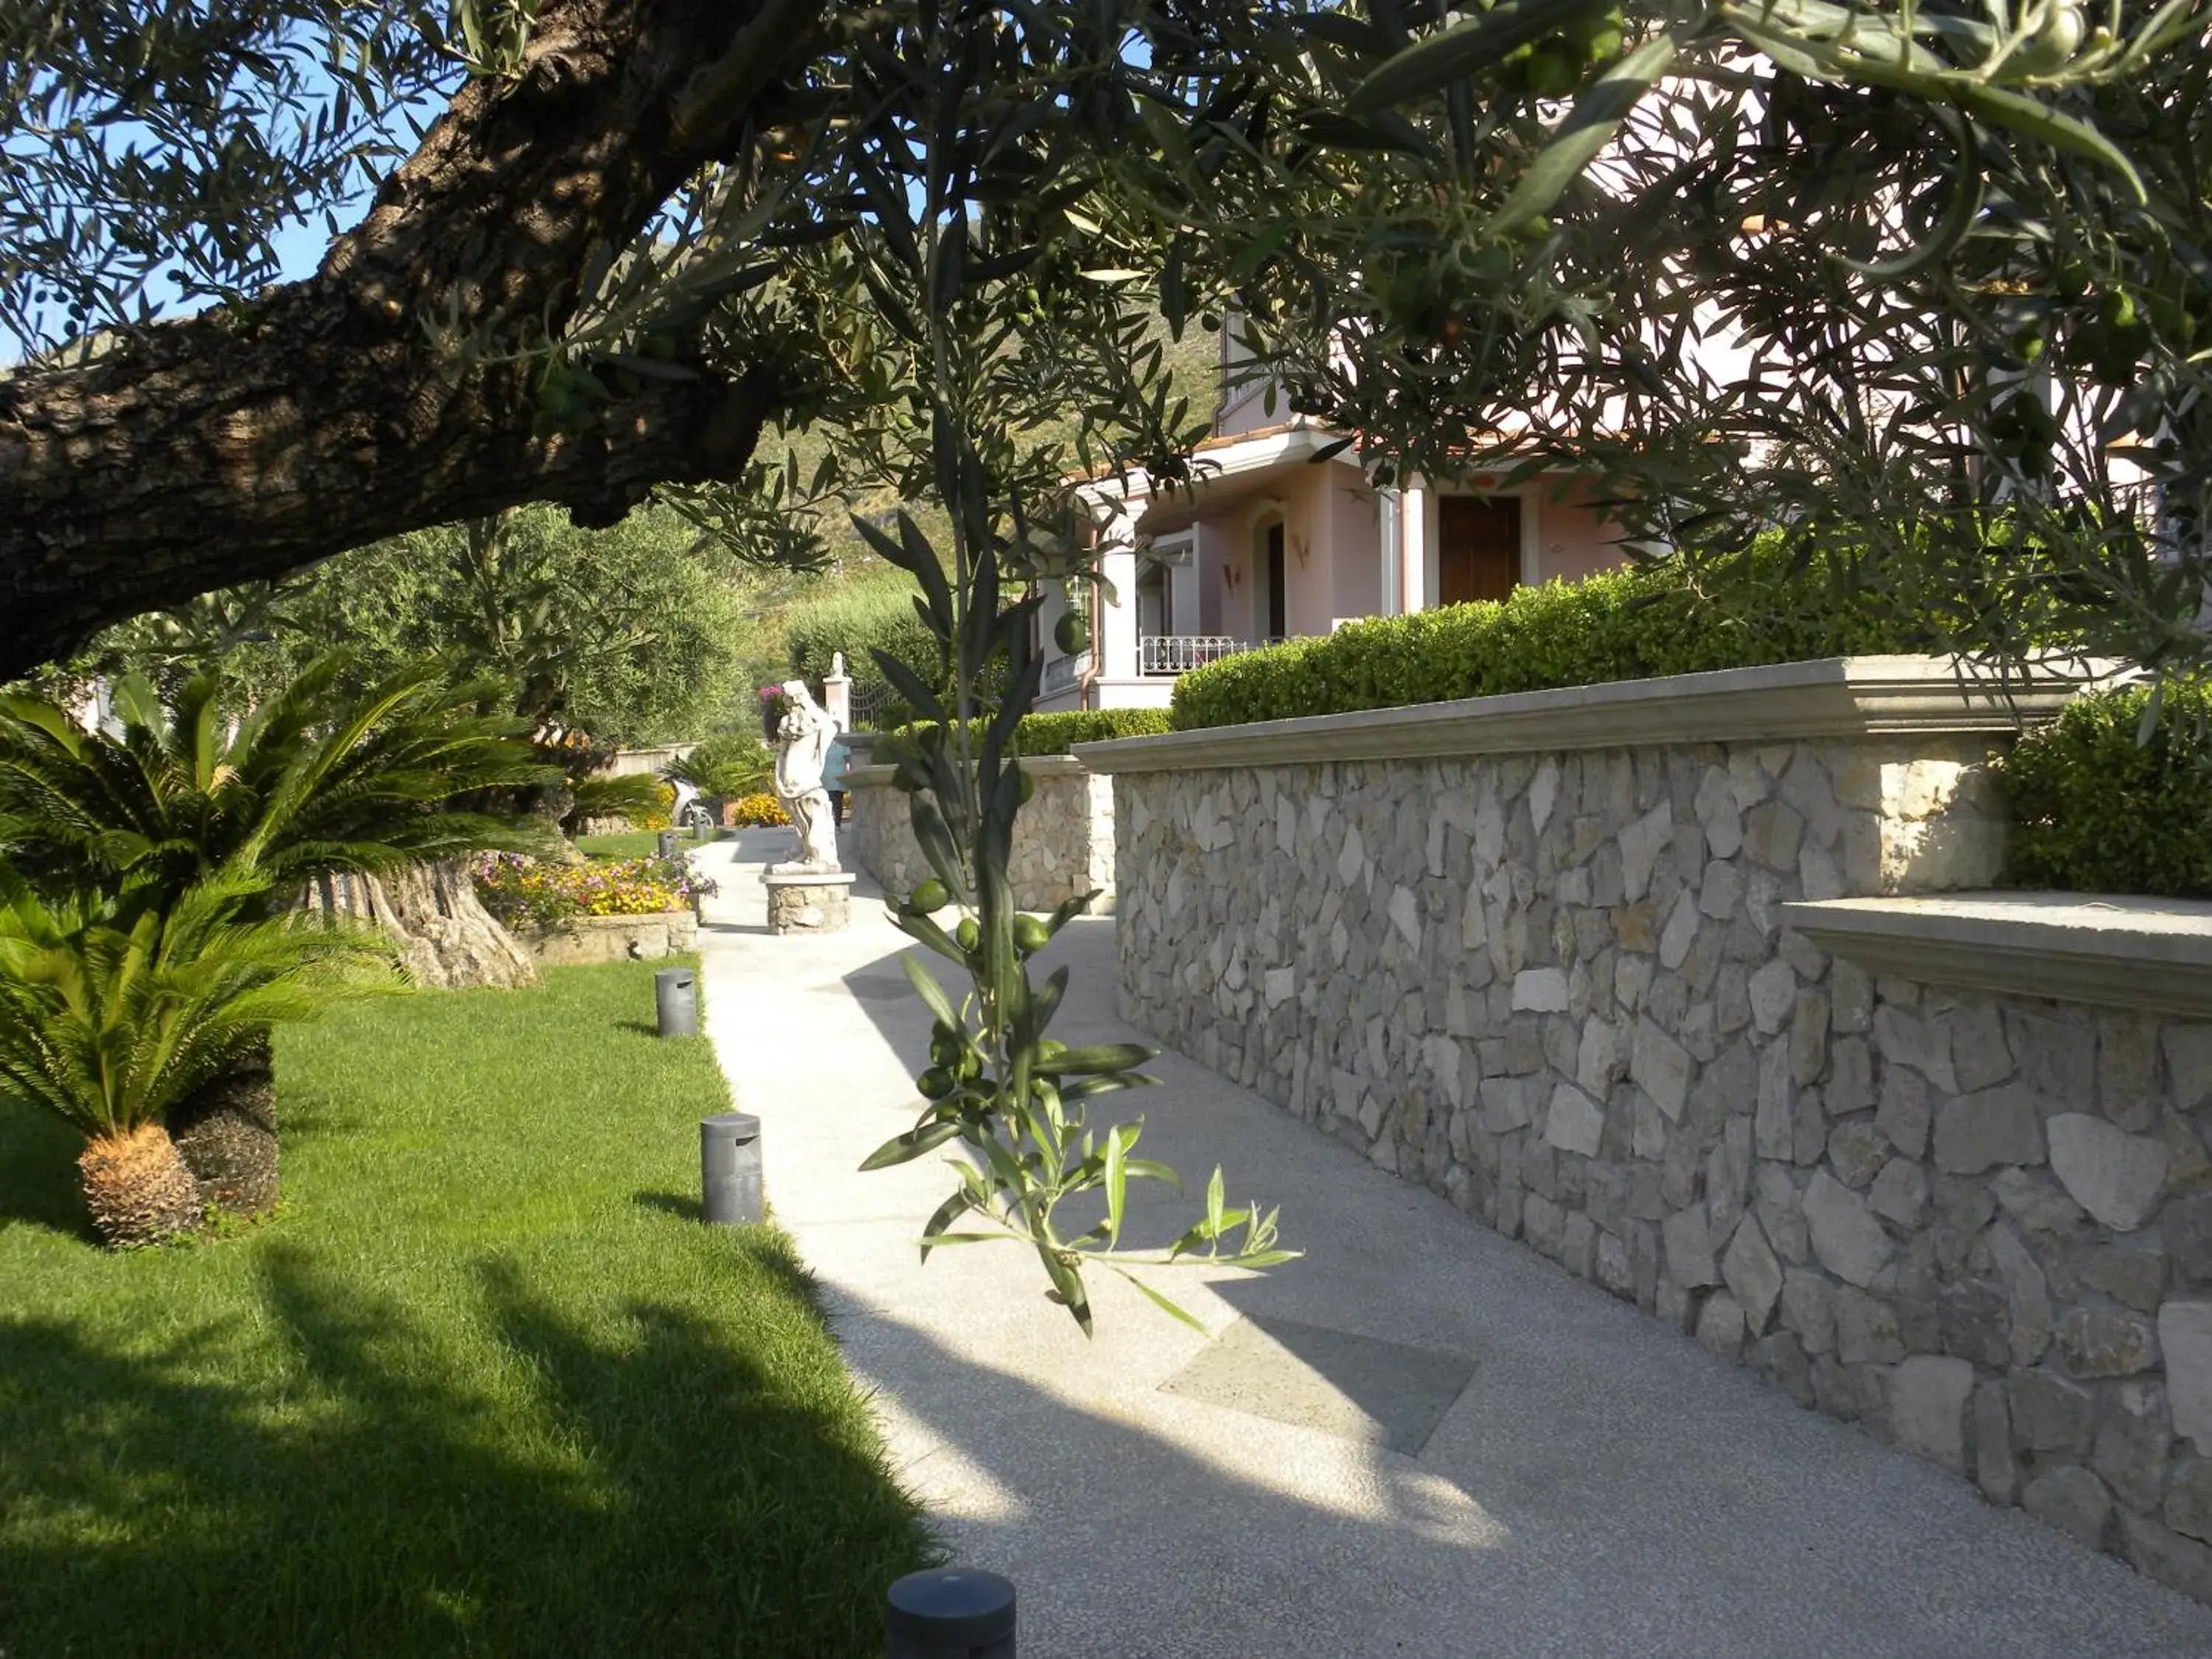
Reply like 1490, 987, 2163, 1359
865, 708, 1170, 765
1169, 544, 1947, 730
2000, 681, 2212, 900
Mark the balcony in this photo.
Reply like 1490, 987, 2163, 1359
1139, 635, 1279, 676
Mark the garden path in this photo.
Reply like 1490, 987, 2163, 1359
692, 829, 2212, 1659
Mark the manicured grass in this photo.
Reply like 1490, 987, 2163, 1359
576, 827, 684, 860
0, 959, 933, 1657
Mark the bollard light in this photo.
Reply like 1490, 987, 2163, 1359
655, 967, 698, 1037
884, 1568, 1016, 1659
656, 828, 680, 860
699, 1112, 762, 1225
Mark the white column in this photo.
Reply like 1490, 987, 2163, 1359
1378, 486, 1402, 616
1402, 481, 1430, 613
1095, 498, 1141, 686
822, 650, 852, 731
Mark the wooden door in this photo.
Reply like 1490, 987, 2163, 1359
1439, 496, 1521, 605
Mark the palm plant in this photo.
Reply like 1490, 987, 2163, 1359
0, 869, 403, 1248
0, 653, 558, 1214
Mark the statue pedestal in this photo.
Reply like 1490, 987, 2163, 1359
764, 869, 857, 936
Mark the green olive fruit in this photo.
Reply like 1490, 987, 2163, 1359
2054, 259, 2089, 299
1052, 611, 1090, 654
2014, 2, 2084, 73
917, 1067, 955, 1100
2012, 328, 2045, 364
2099, 290, 2138, 330
954, 917, 981, 953
1012, 914, 1051, 954
930, 1034, 962, 1068
1523, 49, 1575, 100
909, 877, 950, 913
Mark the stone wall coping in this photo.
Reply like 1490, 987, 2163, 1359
846, 754, 1088, 787
762, 869, 858, 888
521, 910, 692, 934
1070, 655, 2122, 773
1781, 892, 2212, 1018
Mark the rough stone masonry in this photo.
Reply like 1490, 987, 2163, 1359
1114, 736, 2212, 1605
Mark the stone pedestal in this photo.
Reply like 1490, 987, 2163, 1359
765, 869, 857, 935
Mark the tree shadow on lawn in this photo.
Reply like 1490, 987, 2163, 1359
0, 1239, 933, 1658
0, 1103, 97, 1240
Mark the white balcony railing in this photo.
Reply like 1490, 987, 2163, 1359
1139, 635, 1279, 675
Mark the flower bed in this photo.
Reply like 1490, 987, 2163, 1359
472, 852, 712, 930
725, 791, 789, 827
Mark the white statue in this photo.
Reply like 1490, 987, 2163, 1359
771, 679, 841, 872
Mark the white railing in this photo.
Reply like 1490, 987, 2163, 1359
1139, 635, 1278, 675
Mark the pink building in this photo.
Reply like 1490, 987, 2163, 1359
1037, 326, 1638, 712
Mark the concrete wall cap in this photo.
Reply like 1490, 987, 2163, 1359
1071, 655, 2124, 773
1782, 891, 2212, 1018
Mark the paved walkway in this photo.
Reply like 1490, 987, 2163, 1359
692, 830, 2212, 1658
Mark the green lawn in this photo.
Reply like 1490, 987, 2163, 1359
0, 959, 933, 1657
575, 827, 695, 860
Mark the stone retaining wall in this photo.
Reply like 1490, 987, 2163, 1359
844, 755, 1116, 913
518, 910, 698, 967
1090, 658, 2212, 1605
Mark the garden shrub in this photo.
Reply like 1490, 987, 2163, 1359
2000, 681, 2212, 899
1169, 540, 1958, 730
868, 707, 1171, 765
668, 732, 774, 800
725, 792, 790, 828
472, 852, 703, 927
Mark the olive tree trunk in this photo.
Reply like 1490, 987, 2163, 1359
308, 860, 542, 992
0, 0, 829, 678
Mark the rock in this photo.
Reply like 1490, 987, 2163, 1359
1722, 1215, 1786, 1334
1481, 1077, 1534, 1135
2047, 1113, 2170, 1232
1545, 1083, 1604, 1158
1743, 797, 1805, 872
1790, 991, 1831, 1088
1891, 1354, 1975, 1471
1992, 1166, 2086, 1237
1630, 1018, 1693, 1124
1576, 1017, 1621, 1095
1695, 766, 1743, 859
1663, 1206, 1721, 1290
2167, 1025, 2212, 1113
2091, 1381, 2172, 1514
1699, 858, 1743, 922
1827, 1121, 1888, 1190
1782, 1267, 1837, 1354
1947, 1003, 2014, 1095
2168, 1195, 2212, 1291
1876, 1063, 1930, 1160
1618, 801, 1672, 903
2012, 1369, 2097, 1455
1512, 967, 1569, 1013
1826, 1036, 1874, 1118
1804, 1170, 1893, 1288
1755, 1163, 1809, 1264
1755, 1041, 1795, 1161
1812, 1355, 1885, 1423
2170, 1459, 2212, 1543
1264, 966, 1295, 1007
1933, 1082, 2043, 1176
2023, 1465, 2114, 1551
1659, 889, 1701, 970
2121, 1510, 2212, 1604
2163, 1301, 2212, 1455
1985, 1223, 2054, 1367
1868, 1158, 1929, 1228
1973, 1380, 2016, 1504
1937, 1278, 2010, 1370
1874, 1004, 1958, 1094
1655, 1279, 1697, 1334
2057, 1307, 2159, 1380
1750, 1329, 1816, 1406
1748, 959, 1797, 1036
1834, 1285, 1906, 1365
1697, 1291, 1747, 1361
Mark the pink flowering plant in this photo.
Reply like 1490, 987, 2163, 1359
471, 852, 713, 929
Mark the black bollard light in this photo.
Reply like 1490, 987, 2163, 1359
699, 1112, 762, 1225
884, 1569, 1016, 1659
655, 967, 698, 1037
656, 828, 680, 860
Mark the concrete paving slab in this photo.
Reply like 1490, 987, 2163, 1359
691, 829, 2212, 1659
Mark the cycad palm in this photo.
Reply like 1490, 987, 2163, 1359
0, 869, 402, 1247
0, 654, 557, 1214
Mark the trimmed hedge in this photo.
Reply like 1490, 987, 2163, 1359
866, 708, 1170, 765
2000, 681, 2212, 900
1169, 547, 1942, 730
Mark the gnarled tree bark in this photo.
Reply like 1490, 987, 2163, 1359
0, 0, 828, 679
